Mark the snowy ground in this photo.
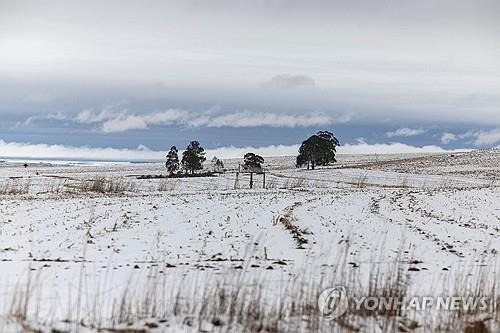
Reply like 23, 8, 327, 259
0, 150, 498, 332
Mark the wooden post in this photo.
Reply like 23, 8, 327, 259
234, 172, 239, 189
250, 172, 253, 189
263, 172, 266, 189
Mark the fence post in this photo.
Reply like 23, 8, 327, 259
234, 172, 239, 189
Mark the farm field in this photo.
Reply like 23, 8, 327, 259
0, 150, 498, 332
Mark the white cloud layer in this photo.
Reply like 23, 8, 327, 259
100, 110, 189, 133
439, 128, 500, 146
190, 111, 335, 128
0, 140, 162, 162
0, 139, 455, 162
340, 142, 449, 154
474, 128, 500, 145
2, 1, 500, 126
21, 108, 348, 133
386, 128, 426, 138
441, 132, 457, 144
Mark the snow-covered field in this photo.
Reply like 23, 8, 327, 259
0, 150, 498, 332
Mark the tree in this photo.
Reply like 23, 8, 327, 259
243, 152, 264, 172
296, 131, 339, 170
165, 146, 179, 174
211, 156, 225, 173
181, 141, 206, 174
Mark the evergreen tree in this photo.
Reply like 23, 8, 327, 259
296, 131, 339, 170
181, 141, 206, 174
243, 152, 264, 171
165, 146, 179, 174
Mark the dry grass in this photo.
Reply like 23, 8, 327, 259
0, 179, 31, 195
78, 177, 137, 193
265, 179, 277, 189
5, 245, 498, 333
352, 174, 368, 188
1, 176, 138, 196
156, 178, 180, 191
283, 177, 307, 189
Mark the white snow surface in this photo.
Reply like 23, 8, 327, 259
0, 150, 498, 332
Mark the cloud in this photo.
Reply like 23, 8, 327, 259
22, 108, 348, 133
0, 139, 163, 162
386, 127, 426, 138
208, 144, 299, 159
100, 110, 189, 133
191, 111, 335, 128
94, 109, 335, 132
267, 74, 316, 89
0, 139, 457, 162
76, 108, 123, 124
0, 139, 298, 161
340, 142, 452, 154
439, 130, 475, 144
2, 1, 500, 128
439, 129, 500, 146
473, 128, 500, 145
13, 112, 69, 128
441, 132, 457, 144
101, 115, 148, 133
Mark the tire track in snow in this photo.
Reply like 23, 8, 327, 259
277, 201, 308, 249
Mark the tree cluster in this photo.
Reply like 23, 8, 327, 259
165, 141, 207, 175
165, 130, 339, 176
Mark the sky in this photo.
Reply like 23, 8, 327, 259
1, 0, 500, 161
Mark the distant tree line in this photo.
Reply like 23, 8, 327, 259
165, 130, 339, 175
